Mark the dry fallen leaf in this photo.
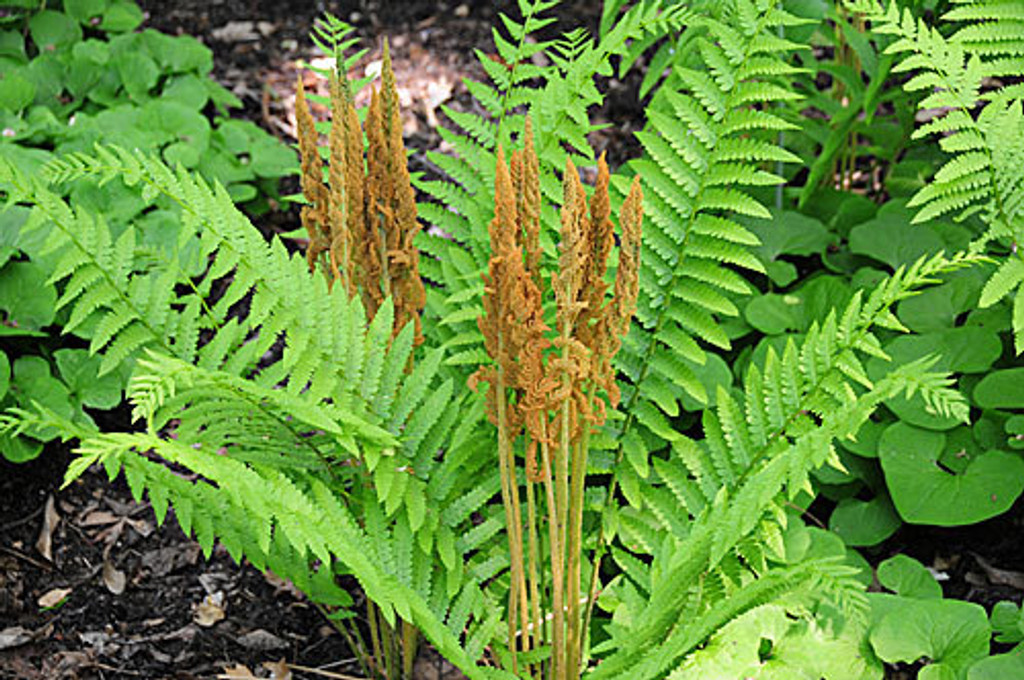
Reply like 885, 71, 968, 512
34, 495, 59, 562
102, 559, 126, 595
218, 664, 257, 679
37, 587, 72, 609
263, 659, 292, 680
193, 592, 226, 627
0, 626, 33, 651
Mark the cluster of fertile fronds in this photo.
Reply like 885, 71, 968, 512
590, 252, 974, 679
415, 0, 686, 367
472, 120, 643, 678
848, 0, 1024, 352
295, 41, 426, 343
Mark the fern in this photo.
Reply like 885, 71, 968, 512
609, 0, 811, 504
1, 147, 516, 679
592, 252, 973, 678
850, 0, 1024, 352
944, 0, 1024, 78
416, 0, 688, 363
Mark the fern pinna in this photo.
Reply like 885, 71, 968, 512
0, 148, 515, 680
847, 0, 1024, 352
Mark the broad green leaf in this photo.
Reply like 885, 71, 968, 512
250, 141, 297, 178
0, 72, 35, 112
879, 422, 1024, 526
117, 52, 160, 100
161, 74, 209, 110
747, 210, 837, 286
849, 202, 945, 269
877, 554, 942, 599
55, 349, 123, 410
830, 495, 901, 547
897, 267, 991, 333
745, 293, 801, 335
29, 10, 81, 51
869, 598, 990, 677
100, 1, 144, 32
967, 648, 1024, 680
990, 601, 1024, 644
0, 432, 44, 463
0, 261, 57, 330
64, 0, 108, 24
973, 369, 1024, 410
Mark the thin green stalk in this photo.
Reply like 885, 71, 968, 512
567, 384, 594, 677
525, 468, 544, 669
367, 601, 384, 679
540, 417, 565, 680
401, 620, 417, 679
314, 602, 374, 680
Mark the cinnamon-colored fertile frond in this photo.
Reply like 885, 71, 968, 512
340, 73, 366, 300
361, 87, 388, 317
518, 118, 542, 291
475, 147, 549, 429
587, 173, 643, 410
585, 153, 614, 316
555, 159, 589, 336
327, 73, 351, 295
614, 176, 643, 341
577, 153, 614, 356
364, 41, 426, 344
295, 78, 330, 272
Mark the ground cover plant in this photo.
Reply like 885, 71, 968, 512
1, 0, 1023, 678
0, 0, 297, 464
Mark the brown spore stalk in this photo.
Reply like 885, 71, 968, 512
293, 41, 425, 345
475, 121, 643, 679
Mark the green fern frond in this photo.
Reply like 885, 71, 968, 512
611, 0, 811, 497
592, 253, 973, 677
851, 0, 1024, 352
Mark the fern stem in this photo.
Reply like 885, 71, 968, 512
367, 600, 385, 679
539, 416, 565, 680
401, 619, 417, 680
524, 468, 544, 667
313, 602, 374, 680
566, 383, 593, 677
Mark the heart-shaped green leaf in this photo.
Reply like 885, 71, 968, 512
0, 261, 57, 330
870, 598, 990, 677
55, 349, 123, 410
830, 494, 901, 547
877, 554, 942, 599
974, 369, 1024, 410
879, 422, 1024, 525
968, 648, 1024, 680
849, 202, 945, 269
